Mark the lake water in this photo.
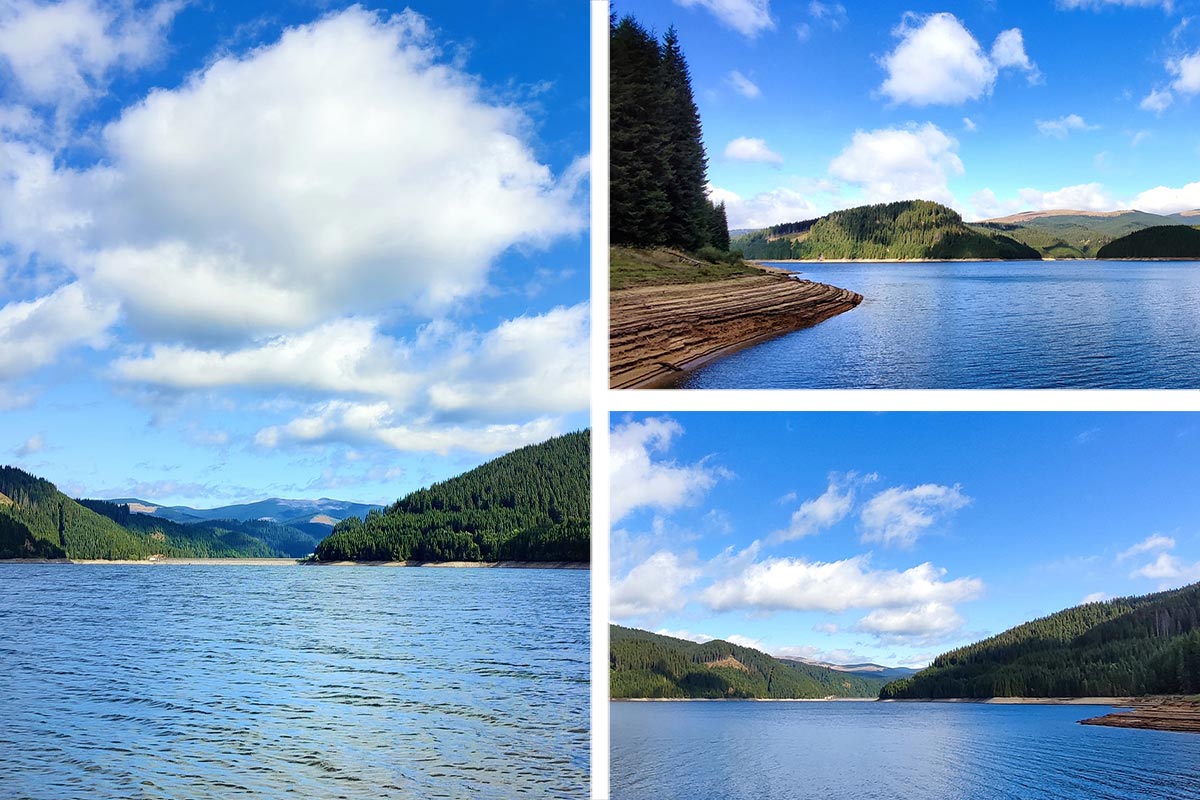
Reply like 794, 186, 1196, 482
610, 701, 1200, 800
0, 565, 588, 799
677, 261, 1200, 388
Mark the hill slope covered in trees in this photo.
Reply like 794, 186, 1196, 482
1095, 226, 1200, 259
0, 467, 313, 559
880, 583, 1200, 699
610, 625, 889, 699
313, 431, 589, 563
973, 210, 1188, 258
736, 200, 1040, 261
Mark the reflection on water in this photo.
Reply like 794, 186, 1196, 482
0, 565, 588, 799
611, 701, 1200, 800
679, 261, 1200, 388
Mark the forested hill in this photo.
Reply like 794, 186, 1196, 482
1095, 226, 1200, 259
880, 583, 1200, 699
0, 467, 311, 559
312, 431, 589, 563
735, 200, 1040, 261
610, 625, 889, 699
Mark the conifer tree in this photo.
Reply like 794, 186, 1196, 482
660, 27, 711, 251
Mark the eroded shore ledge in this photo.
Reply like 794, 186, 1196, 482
610, 267, 862, 389
1080, 697, 1200, 733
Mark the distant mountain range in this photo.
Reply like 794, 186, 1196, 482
972, 208, 1200, 258
108, 497, 382, 538
610, 625, 911, 699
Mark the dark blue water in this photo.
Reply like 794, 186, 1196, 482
678, 261, 1200, 388
611, 701, 1200, 799
0, 565, 588, 799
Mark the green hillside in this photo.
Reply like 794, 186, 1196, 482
1096, 226, 1200, 259
880, 582, 1200, 699
313, 431, 590, 563
735, 200, 1040, 261
610, 625, 888, 699
975, 211, 1191, 258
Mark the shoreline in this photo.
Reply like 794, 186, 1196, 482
753, 257, 1199, 263
1080, 697, 1200, 733
609, 265, 862, 389
0, 557, 589, 569
611, 696, 1132, 705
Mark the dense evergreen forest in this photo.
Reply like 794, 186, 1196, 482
1096, 226, 1200, 258
735, 200, 1040, 261
610, 15, 730, 255
610, 625, 888, 699
0, 466, 318, 559
880, 582, 1200, 699
312, 431, 589, 563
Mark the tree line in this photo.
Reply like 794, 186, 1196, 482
610, 15, 730, 255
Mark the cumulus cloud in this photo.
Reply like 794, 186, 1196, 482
1141, 87, 1174, 113
971, 182, 1121, 219
726, 70, 761, 99
610, 417, 727, 523
1081, 591, 1111, 604
854, 602, 965, 644
724, 136, 783, 165
0, 282, 117, 379
0, 0, 181, 115
772, 472, 857, 541
1117, 533, 1176, 561
611, 550, 702, 619
1036, 114, 1098, 138
860, 483, 971, 548
1132, 552, 1200, 584
829, 123, 963, 208
879, 13, 1038, 106
0, 7, 586, 344
1129, 182, 1200, 214
702, 555, 983, 613
675, 0, 774, 38
707, 184, 824, 229
1171, 51, 1200, 94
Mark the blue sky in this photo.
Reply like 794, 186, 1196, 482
610, 412, 1200, 668
617, 0, 1200, 228
0, 1, 588, 506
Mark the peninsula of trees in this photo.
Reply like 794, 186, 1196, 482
736, 200, 1040, 261
1095, 226, 1200, 259
610, 625, 890, 699
880, 582, 1200, 699
312, 431, 589, 563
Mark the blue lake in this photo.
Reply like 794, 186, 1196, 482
677, 261, 1200, 388
610, 700, 1200, 800
0, 565, 589, 799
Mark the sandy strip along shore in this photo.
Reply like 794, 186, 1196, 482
610, 269, 861, 389
1080, 697, 1200, 733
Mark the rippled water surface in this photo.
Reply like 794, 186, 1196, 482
0, 565, 588, 799
678, 261, 1200, 388
611, 701, 1200, 800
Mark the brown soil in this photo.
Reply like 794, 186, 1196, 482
609, 270, 862, 389
1080, 697, 1200, 733
704, 656, 750, 673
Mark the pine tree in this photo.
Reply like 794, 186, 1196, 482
660, 26, 711, 251
710, 201, 730, 251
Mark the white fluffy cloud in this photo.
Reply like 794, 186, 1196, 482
610, 417, 727, 523
1171, 51, 1200, 94
726, 70, 761, 99
0, 0, 180, 113
675, 0, 774, 38
971, 182, 1122, 219
707, 184, 824, 230
702, 555, 983, 613
1141, 87, 1174, 113
1129, 182, 1200, 214
724, 136, 783, 165
0, 8, 585, 345
1036, 114, 1098, 138
1117, 533, 1176, 561
773, 472, 856, 541
879, 13, 1037, 106
854, 602, 966, 643
1132, 552, 1200, 584
0, 282, 116, 379
829, 123, 963, 207
611, 551, 702, 619
860, 483, 971, 547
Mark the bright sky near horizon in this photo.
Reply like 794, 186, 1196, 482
618, 0, 1200, 229
0, 0, 589, 506
610, 412, 1200, 669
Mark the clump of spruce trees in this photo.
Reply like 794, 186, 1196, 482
610, 15, 731, 258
